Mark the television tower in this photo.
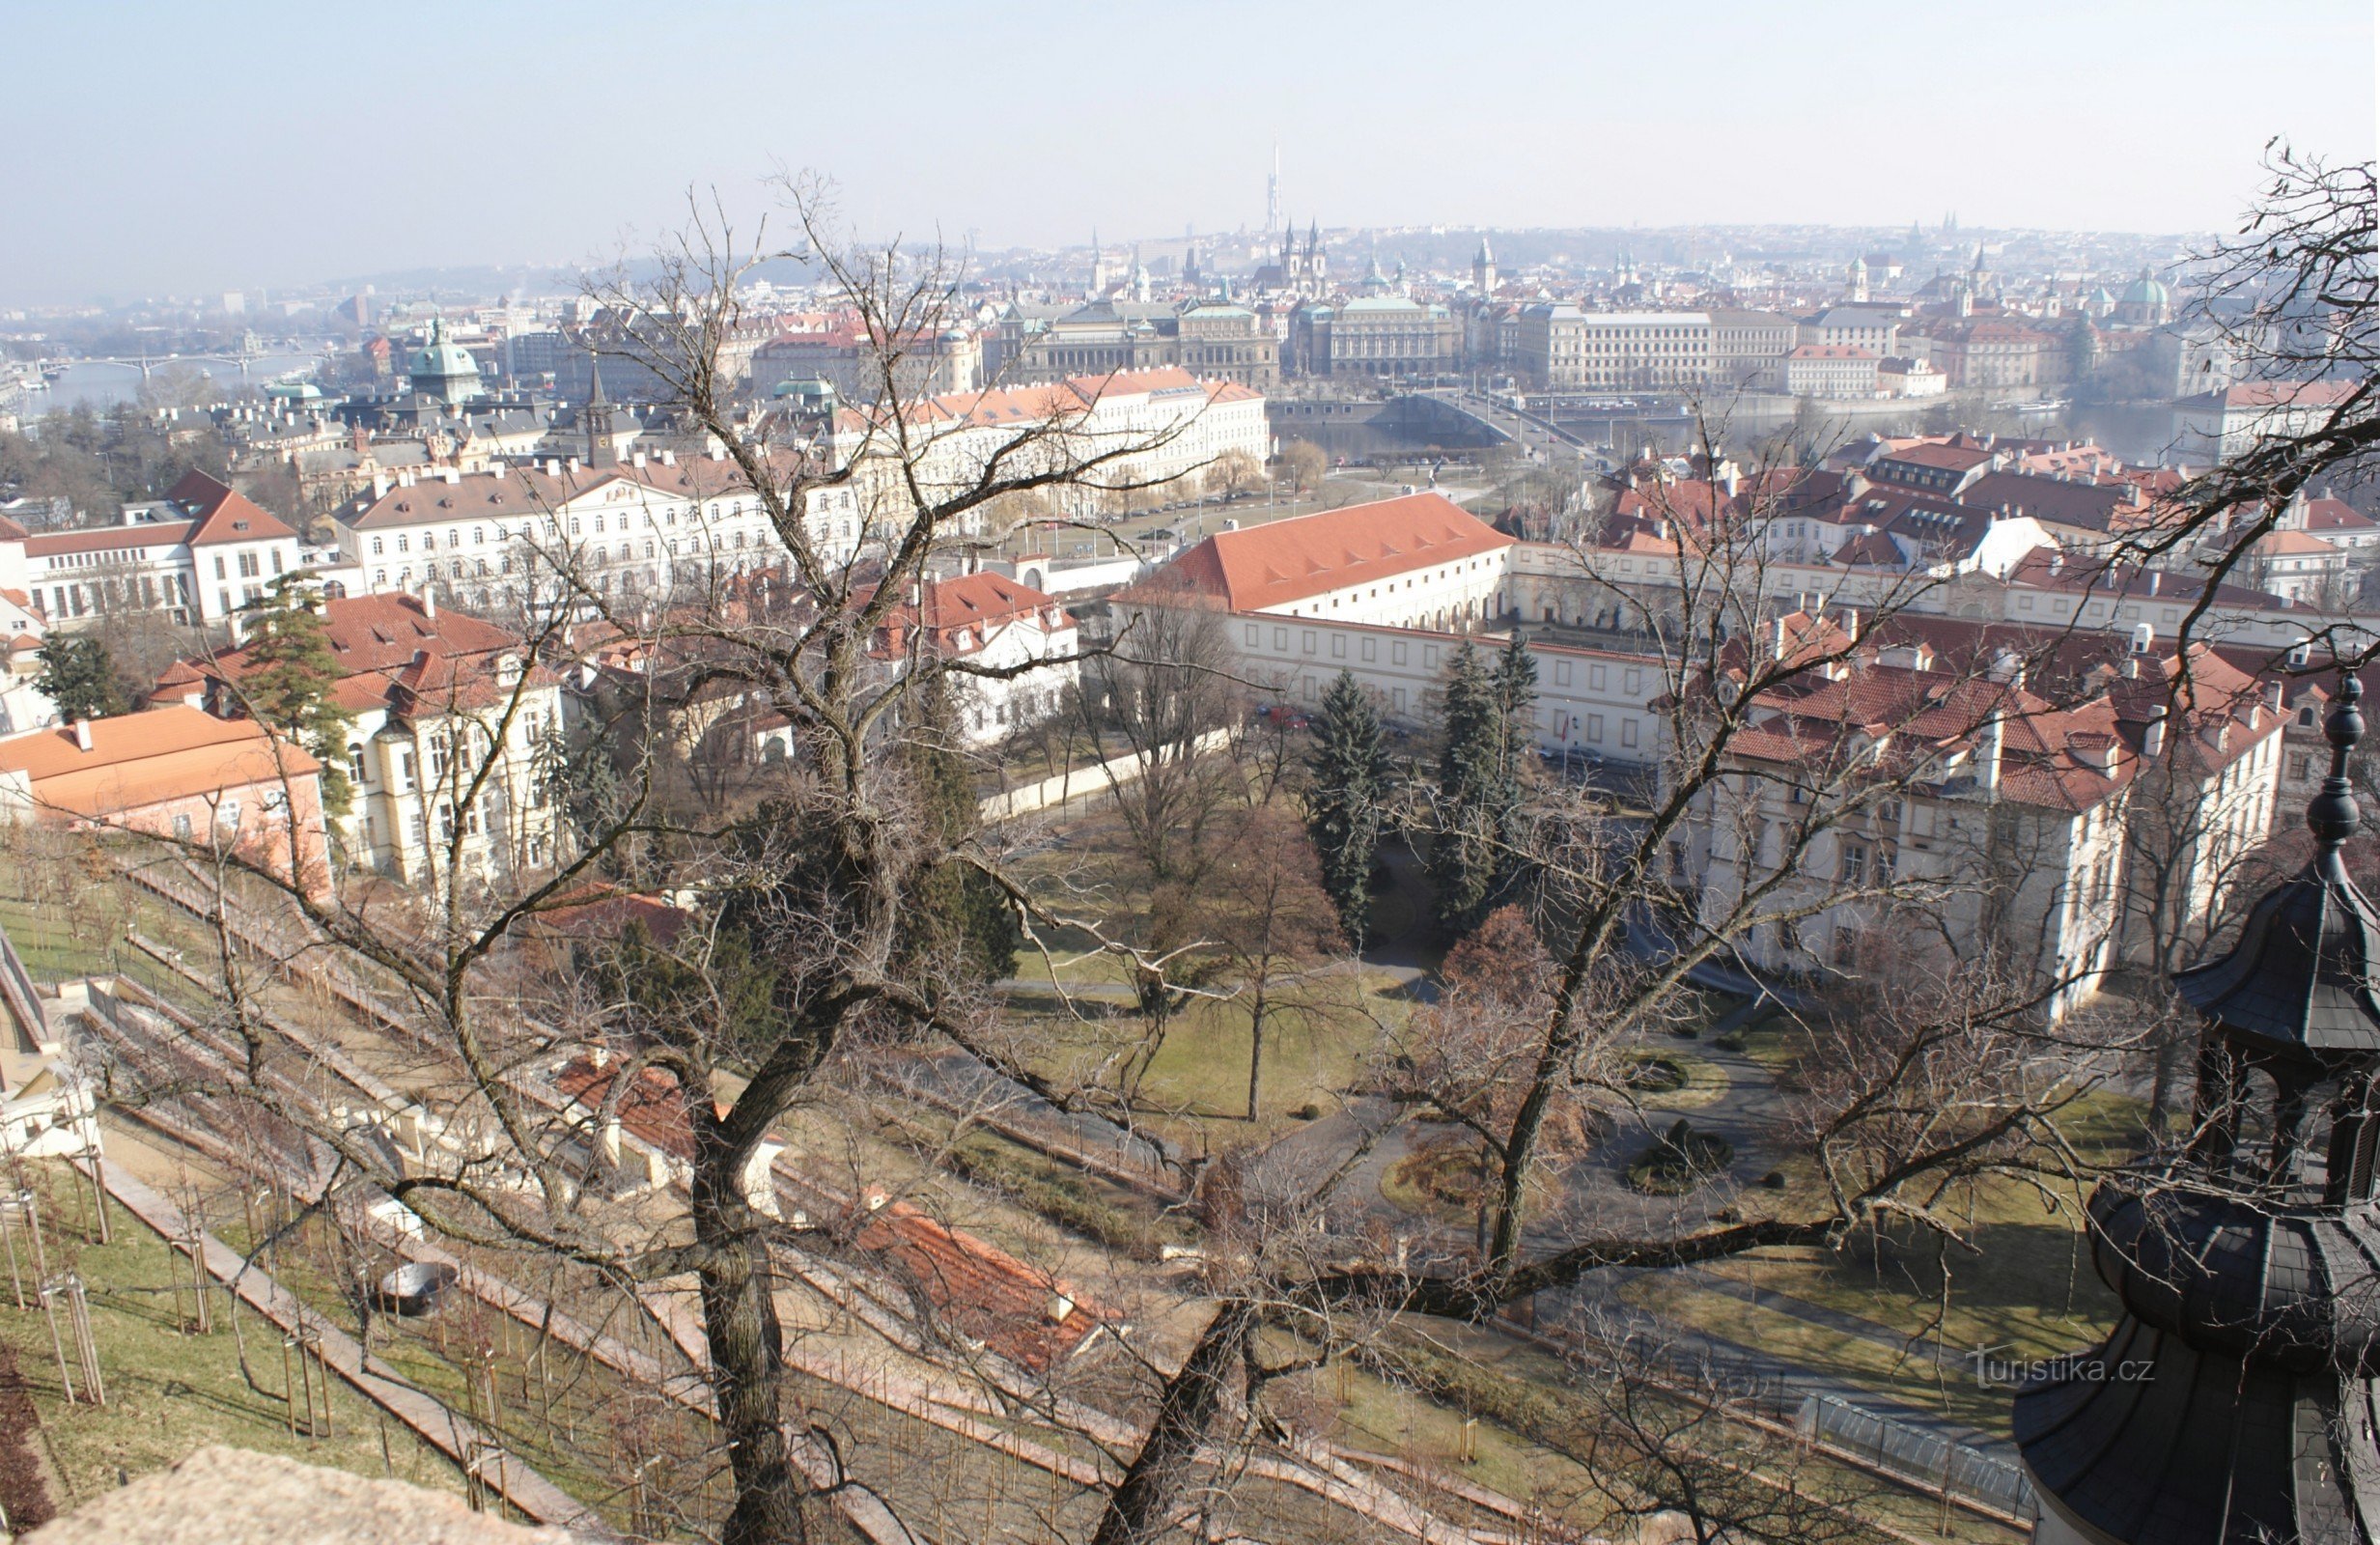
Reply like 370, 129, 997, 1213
1266, 145, 1281, 236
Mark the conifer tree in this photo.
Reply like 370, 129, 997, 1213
1487, 630, 1539, 901
1429, 636, 1539, 934
897, 673, 1021, 986
1429, 640, 1502, 933
35, 634, 125, 723
1302, 671, 1391, 943
236, 576, 356, 814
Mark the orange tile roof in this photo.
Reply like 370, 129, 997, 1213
23, 521, 198, 559
1140, 492, 1512, 610
555, 1056, 697, 1160
0, 707, 321, 819
180, 593, 544, 719
167, 470, 299, 546
863, 573, 1072, 658
855, 1196, 1114, 1374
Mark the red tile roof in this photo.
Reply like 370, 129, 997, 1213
865, 573, 1071, 658
176, 592, 544, 717
1139, 492, 1512, 611
855, 1196, 1114, 1374
0, 706, 321, 818
24, 521, 198, 559
166, 470, 299, 546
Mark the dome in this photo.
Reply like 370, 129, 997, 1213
406, 319, 483, 396
2171, 677, 2380, 1055
2120, 267, 2170, 309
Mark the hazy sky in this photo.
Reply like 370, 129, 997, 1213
4, 0, 2373, 304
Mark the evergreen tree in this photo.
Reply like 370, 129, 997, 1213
35, 634, 125, 722
1428, 641, 1502, 933
1428, 637, 1539, 934
897, 673, 1021, 986
236, 576, 356, 815
1487, 631, 1540, 900
1303, 671, 1391, 943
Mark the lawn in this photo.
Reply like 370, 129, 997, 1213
209, 1198, 725, 1531
1014, 968, 1406, 1148
1350, 1320, 2028, 1545
0, 1166, 463, 1526
1634, 1088, 2144, 1445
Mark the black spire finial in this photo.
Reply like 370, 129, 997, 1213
2309, 671, 2364, 855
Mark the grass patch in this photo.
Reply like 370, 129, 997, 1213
1018, 971, 1398, 1150
1637, 1088, 2145, 1446
940, 1130, 1190, 1261
1623, 1050, 1730, 1111
0, 1168, 462, 1514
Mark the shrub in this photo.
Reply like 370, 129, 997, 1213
1624, 1118, 1733, 1194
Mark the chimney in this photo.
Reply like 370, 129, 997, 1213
2265, 680, 2285, 713
2142, 703, 2168, 759
659, 448, 676, 465
631, 450, 647, 469
1975, 713, 2002, 795
71, 718, 94, 752
420, 588, 436, 621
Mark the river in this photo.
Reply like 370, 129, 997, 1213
15, 351, 327, 417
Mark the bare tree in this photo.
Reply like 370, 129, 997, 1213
80, 178, 1233, 1545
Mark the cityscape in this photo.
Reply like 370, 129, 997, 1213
0, 5, 2374, 1544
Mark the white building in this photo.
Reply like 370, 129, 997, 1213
334, 452, 865, 618
1690, 622, 2283, 1023
871, 573, 1079, 745
831, 367, 1268, 526
1136, 492, 1515, 630
161, 591, 567, 886
1784, 345, 1882, 399
1878, 356, 1947, 398
1518, 308, 1714, 391
3, 472, 303, 631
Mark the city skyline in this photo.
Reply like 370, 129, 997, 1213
2, 0, 2372, 305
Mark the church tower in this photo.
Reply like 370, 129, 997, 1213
2015, 674, 2380, 1544
1847, 254, 1870, 304
1473, 235, 1498, 294
583, 356, 618, 469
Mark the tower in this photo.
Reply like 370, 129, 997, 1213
1266, 145, 1281, 237
1847, 254, 1869, 304
1305, 220, 1326, 292
1473, 235, 1498, 294
583, 356, 617, 469
1088, 229, 1109, 298
2015, 673, 2380, 1544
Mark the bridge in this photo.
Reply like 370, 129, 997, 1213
37, 339, 314, 380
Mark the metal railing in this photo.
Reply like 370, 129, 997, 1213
1799, 1391, 2037, 1522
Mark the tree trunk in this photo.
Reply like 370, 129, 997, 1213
1092, 1298, 1254, 1545
1246, 995, 1266, 1123
693, 1168, 808, 1545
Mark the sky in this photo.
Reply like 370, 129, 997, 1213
3, 0, 2374, 305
